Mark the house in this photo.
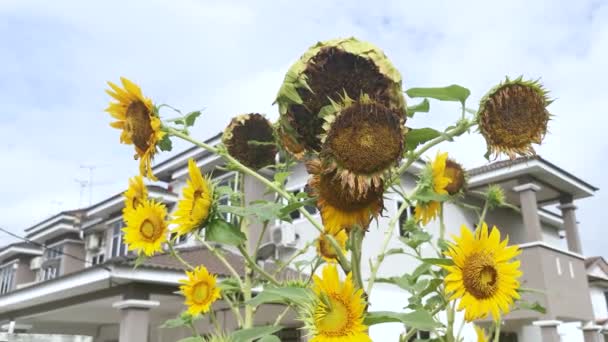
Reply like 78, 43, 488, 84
0, 133, 605, 342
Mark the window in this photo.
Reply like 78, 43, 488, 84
216, 173, 239, 223
0, 264, 16, 294
40, 265, 59, 281
45, 245, 63, 260
396, 201, 415, 237
286, 188, 318, 221
110, 220, 128, 258
91, 253, 105, 265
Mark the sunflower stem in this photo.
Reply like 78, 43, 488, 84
224, 294, 244, 328
273, 306, 291, 326
439, 203, 446, 243
366, 199, 410, 296
349, 227, 365, 291
493, 317, 502, 342
237, 244, 281, 286
167, 243, 194, 270
273, 240, 314, 276
165, 125, 350, 271
194, 234, 244, 288
478, 199, 490, 227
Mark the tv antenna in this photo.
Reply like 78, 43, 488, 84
80, 164, 109, 206
74, 179, 89, 208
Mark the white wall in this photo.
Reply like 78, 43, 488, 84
590, 286, 608, 320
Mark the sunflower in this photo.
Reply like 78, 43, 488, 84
275, 37, 406, 155
306, 159, 383, 233
123, 175, 148, 214
320, 94, 405, 194
179, 265, 221, 316
171, 158, 214, 236
478, 77, 551, 159
223, 113, 277, 170
475, 325, 490, 342
444, 158, 467, 195
444, 223, 522, 322
414, 152, 451, 225
316, 227, 348, 263
106, 77, 165, 180
123, 199, 168, 256
306, 264, 370, 342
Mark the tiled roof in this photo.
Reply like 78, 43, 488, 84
467, 156, 538, 176
0, 242, 40, 254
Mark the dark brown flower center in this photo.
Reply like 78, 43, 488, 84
224, 114, 277, 170
288, 47, 399, 152
444, 159, 466, 195
462, 252, 499, 299
126, 100, 154, 152
318, 171, 383, 212
323, 102, 403, 174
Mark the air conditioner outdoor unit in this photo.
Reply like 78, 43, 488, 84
86, 233, 101, 250
29, 257, 42, 270
271, 225, 297, 247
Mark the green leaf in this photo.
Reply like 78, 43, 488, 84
384, 248, 406, 256
406, 128, 441, 151
411, 263, 432, 281
421, 258, 454, 267
258, 336, 281, 342
400, 230, 432, 249
437, 238, 451, 253
230, 325, 283, 342
419, 278, 443, 298
273, 171, 291, 185
376, 275, 413, 292
158, 134, 173, 152
205, 219, 246, 246
184, 111, 202, 127
412, 187, 451, 203
364, 310, 442, 330
517, 301, 546, 314
133, 254, 148, 269
406, 98, 430, 117
160, 315, 190, 329
406, 85, 471, 104
246, 286, 313, 307
176, 338, 204, 342
279, 198, 317, 218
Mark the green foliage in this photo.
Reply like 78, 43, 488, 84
158, 134, 173, 152
406, 85, 471, 105
160, 312, 201, 329
133, 254, 148, 269
364, 310, 442, 330
420, 258, 454, 267
516, 300, 547, 314
406, 128, 441, 151
406, 98, 430, 117
246, 286, 313, 307
258, 335, 281, 342
230, 325, 284, 342
205, 219, 246, 246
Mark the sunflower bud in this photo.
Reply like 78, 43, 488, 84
222, 113, 277, 170
275, 37, 407, 155
478, 76, 552, 159
486, 184, 506, 209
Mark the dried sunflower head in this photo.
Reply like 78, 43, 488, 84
275, 37, 407, 156
444, 158, 467, 195
478, 77, 552, 159
320, 94, 405, 195
222, 113, 277, 170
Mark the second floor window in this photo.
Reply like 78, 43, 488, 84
91, 253, 105, 265
0, 264, 16, 294
110, 220, 128, 258
45, 245, 63, 260
40, 265, 59, 281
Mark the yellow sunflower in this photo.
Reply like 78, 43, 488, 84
123, 199, 168, 256
306, 159, 383, 233
444, 223, 522, 322
316, 227, 348, 263
179, 265, 221, 316
171, 159, 213, 236
415, 152, 451, 225
123, 175, 148, 214
308, 264, 370, 342
105, 77, 164, 180
475, 325, 490, 342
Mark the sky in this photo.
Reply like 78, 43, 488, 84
0, 0, 607, 258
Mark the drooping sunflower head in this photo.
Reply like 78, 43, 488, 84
444, 223, 522, 322
307, 159, 384, 233
179, 265, 221, 316
277, 124, 306, 160
444, 158, 467, 195
304, 264, 371, 342
414, 201, 441, 226
320, 94, 405, 193
223, 113, 277, 170
123, 199, 168, 256
475, 325, 490, 342
123, 175, 148, 214
478, 77, 552, 159
105, 77, 165, 180
275, 37, 406, 154
316, 226, 348, 263
171, 158, 214, 237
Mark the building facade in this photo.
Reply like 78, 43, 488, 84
0, 135, 606, 342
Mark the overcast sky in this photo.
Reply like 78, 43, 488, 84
0, 0, 607, 258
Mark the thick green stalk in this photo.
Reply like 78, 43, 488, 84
237, 244, 281, 286
168, 243, 194, 270
493, 317, 502, 342
194, 234, 244, 288
478, 198, 490, 228
350, 227, 365, 290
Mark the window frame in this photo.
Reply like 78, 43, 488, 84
0, 262, 17, 294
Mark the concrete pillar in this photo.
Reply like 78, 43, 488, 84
242, 173, 274, 254
112, 299, 159, 342
513, 183, 543, 242
533, 320, 562, 342
557, 198, 583, 254
581, 324, 603, 342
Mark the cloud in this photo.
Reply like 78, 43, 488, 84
0, 0, 606, 258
